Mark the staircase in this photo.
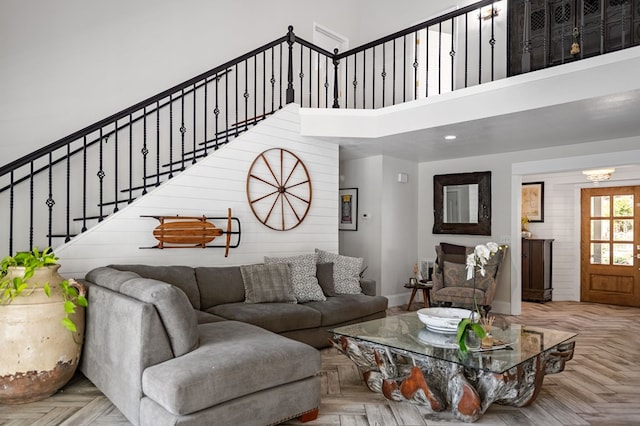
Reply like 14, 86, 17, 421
2, 0, 637, 255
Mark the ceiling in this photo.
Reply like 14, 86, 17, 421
335, 88, 640, 164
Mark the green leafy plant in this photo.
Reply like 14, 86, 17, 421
0, 247, 88, 333
456, 242, 501, 354
456, 317, 486, 353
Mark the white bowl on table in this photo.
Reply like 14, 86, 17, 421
416, 307, 479, 333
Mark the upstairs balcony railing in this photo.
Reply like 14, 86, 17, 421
1, 0, 638, 254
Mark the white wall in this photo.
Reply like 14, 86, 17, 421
0, 0, 363, 165
381, 156, 419, 306
55, 105, 339, 278
339, 156, 383, 293
339, 155, 418, 306
354, 0, 482, 43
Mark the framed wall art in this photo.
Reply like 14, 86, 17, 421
522, 181, 544, 222
339, 188, 358, 231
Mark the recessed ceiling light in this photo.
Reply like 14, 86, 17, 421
444, 135, 457, 140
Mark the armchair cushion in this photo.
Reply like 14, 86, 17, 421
439, 243, 469, 264
443, 261, 497, 292
443, 261, 474, 289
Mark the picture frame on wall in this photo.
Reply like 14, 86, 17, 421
339, 188, 358, 231
522, 181, 544, 222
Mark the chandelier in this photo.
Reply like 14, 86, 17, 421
582, 168, 615, 182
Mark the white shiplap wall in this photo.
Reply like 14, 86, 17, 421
55, 104, 339, 279
524, 178, 581, 301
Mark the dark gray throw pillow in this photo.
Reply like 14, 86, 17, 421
316, 262, 335, 297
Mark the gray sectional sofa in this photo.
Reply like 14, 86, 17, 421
80, 261, 387, 426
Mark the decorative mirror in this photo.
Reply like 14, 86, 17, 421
433, 171, 491, 235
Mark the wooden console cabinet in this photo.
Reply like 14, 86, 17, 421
522, 238, 554, 302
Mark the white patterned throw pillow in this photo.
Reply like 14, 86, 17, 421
264, 253, 326, 302
315, 249, 363, 294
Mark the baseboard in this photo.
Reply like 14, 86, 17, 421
491, 300, 511, 315
386, 291, 420, 308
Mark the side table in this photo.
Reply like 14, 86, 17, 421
404, 280, 432, 310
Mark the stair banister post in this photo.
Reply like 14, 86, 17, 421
286, 26, 295, 104
332, 48, 340, 108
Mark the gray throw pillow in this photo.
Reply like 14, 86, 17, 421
240, 263, 297, 304
316, 262, 335, 297
264, 253, 326, 302
315, 248, 362, 294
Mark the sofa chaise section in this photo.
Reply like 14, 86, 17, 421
80, 266, 321, 426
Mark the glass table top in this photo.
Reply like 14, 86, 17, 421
332, 312, 577, 374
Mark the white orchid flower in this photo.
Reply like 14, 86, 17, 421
465, 253, 476, 280
486, 241, 499, 253
466, 242, 499, 278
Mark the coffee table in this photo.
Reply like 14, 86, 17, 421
331, 313, 576, 423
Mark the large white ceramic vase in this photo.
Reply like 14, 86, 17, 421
0, 265, 85, 404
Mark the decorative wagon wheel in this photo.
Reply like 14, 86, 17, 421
246, 148, 312, 231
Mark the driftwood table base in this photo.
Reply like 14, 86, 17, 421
332, 334, 575, 423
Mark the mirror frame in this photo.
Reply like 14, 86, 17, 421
433, 171, 491, 235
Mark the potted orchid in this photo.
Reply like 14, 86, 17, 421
456, 242, 500, 353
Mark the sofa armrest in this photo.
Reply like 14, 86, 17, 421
360, 279, 377, 296
80, 280, 174, 425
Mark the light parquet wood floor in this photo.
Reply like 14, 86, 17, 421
2, 301, 639, 425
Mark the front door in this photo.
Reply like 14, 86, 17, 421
580, 186, 640, 307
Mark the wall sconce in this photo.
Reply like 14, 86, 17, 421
582, 168, 615, 182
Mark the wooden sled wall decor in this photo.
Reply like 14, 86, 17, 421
140, 208, 241, 257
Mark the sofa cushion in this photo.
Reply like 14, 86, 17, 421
303, 294, 388, 326
316, 262, 335, 297
315, 249, 362, 294
264, 254, 326, 302
141, 320, 321, 416
120, 278, 199, 357
110, 264, 201, 310
196, 266, 246, 310
85, 266, 141, 292
208, 302, 321, 333
240, 263, 297, 304
195, 310, 227, 324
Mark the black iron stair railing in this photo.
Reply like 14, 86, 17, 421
330, 0, 502, 109
2, 0, 636, 254
0, 23, 351, 254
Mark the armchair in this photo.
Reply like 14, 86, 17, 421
430, 243, 508, 314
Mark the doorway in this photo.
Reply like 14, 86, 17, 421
580, 185, 640, 307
